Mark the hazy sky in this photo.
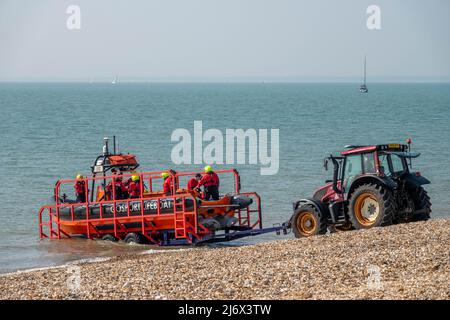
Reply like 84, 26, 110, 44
0, 0, 449, 81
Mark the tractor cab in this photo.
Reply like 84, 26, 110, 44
322, 143, 426, 199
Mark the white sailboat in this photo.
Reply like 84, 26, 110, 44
112, 75, 118, 85
360, 56, 368, 93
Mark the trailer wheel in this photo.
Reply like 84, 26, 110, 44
411, 186, 432, 222
101, 234, 118, 242
349, 183, 394, 229
124, 232, 147, 244
292, 204, 327, 238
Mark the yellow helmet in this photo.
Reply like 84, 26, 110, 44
204, 165, 213, 173
76, 174, 84, 180
131, 175, 140, 182
161, 172, 170, 179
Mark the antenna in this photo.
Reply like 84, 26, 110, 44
103, 137, 109, 155
113, 136, 116, 154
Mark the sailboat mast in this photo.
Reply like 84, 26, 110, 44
364, 56, 367, 85
359, 55, 368, 92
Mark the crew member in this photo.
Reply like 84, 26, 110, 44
128, 175, 142, 199
105, 174, 128, 200
115, 176, 129, 199
124, 170, 137, 187
187, 173, 202, 191
74, 174, 87, 202
197, 165, 220, 200
162, 172, 174, 196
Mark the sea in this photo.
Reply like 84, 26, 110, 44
0, 82, 449, 274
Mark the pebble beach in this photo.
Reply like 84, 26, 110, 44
1, 219, 448, 300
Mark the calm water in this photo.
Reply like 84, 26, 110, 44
0, 83, 449, 273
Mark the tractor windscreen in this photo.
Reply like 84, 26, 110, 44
379, 152, 409, 176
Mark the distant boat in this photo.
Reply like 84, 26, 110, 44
112, 75, 118, 85
360, 56, 368, 93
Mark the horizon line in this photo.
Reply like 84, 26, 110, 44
1, 80, 449, 84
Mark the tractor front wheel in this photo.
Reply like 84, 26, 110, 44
292, 204, 328, 238
349, 184, 394, 229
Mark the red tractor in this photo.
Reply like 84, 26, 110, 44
289, 143, 432, 238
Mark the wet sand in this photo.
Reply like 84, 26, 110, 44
0, 219, 448, 300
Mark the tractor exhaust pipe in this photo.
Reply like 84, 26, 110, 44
330, 155, 342, 194
407, 138, 413, 169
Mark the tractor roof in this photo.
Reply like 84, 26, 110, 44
342, 144, 408, 155
387, 151, 420, 158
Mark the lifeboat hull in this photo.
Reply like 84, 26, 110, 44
55, 194, 253, 237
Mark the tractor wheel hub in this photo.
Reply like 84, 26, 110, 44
354, 193, 380, 225
360, 197, 379, 221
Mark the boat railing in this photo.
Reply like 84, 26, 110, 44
53, 168, 240, 203
237, 192, 262, 229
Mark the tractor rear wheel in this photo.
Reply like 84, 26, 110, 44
349, 183, 394, 229
124, 232, 147, 244
292, 204, 328, 238
411, 186, 432, 222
